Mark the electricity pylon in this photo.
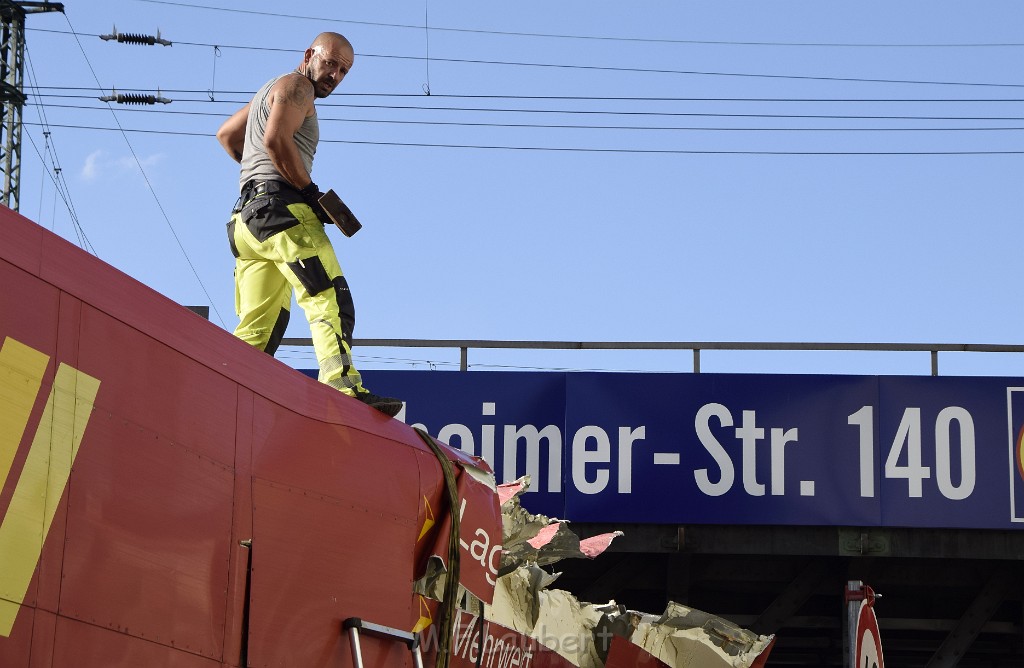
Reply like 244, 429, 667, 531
0, 1, 63, 211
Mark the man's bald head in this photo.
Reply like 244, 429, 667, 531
301, 33, 354, 98
311, 32, 351, 54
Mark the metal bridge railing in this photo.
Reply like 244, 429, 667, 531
279, 339, 1024, 375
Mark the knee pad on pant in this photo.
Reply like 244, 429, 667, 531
287, 255, 332, 297
264, 307, 290, 356
333, 275, 355, 347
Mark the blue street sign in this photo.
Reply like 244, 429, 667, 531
355, 370, 1024, 529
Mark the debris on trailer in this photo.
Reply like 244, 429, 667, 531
482, 477, 775, 668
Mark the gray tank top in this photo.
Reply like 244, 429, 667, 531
238, 73, 319, 190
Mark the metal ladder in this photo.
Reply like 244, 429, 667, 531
342, 618, 424, 668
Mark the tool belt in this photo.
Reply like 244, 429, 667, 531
232, 179, 315, 241
234, 179, 304, 213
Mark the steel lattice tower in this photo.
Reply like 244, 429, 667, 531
0, 1, 63, 211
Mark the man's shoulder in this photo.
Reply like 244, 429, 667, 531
268, 72, 315, 111
270, 72, 313, 94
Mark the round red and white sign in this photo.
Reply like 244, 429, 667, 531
855, 600, 884, 668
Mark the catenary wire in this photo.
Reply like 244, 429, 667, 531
22, 130, 95, 251
63, 15, 228, 328
27, 97, 1024, 122
24, 103, 1024, 132
27, 27, 1024, 90
22, 122, 1024, 154
23, 47, 95, 253
131, 1, 1024, 48
25, 84, 1024, 102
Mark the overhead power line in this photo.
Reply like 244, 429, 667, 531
23, 43, 94, 253
61, 14, 226, 327
386, 56, 1024, 89
131, 0, 1024, 49
24, 85, 1024, 103
32, 14, 1024, 158
26, 92, 1024, 122
26, 102, 1024, 131
22, 122, 1024, 155
26, 27, 1024, 90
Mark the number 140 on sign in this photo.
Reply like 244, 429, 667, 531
847, 406, 976, 501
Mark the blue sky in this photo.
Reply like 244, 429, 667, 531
16, 0, 1024, 376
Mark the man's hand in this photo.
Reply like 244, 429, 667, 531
299, 181, 322, 202
299, 182, 330, 224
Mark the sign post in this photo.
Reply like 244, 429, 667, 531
845, 581, 884, 668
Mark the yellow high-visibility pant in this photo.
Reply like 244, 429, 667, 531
228, 196, 364, 396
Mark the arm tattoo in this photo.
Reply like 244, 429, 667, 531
281, 75, 314, 108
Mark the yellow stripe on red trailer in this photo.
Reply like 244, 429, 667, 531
0, 341, 100, 638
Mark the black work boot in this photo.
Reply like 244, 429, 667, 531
354, 390, 403, 418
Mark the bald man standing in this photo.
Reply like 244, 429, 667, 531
217, 33, 402, 417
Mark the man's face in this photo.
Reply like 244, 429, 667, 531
305, 43, 353, 98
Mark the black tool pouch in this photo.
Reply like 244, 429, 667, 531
240, 195, 272, 224
240, 194, 294, 242
236, 181, 306, 241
